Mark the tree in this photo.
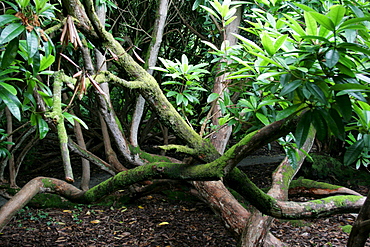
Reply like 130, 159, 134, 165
0, 0, 369, 246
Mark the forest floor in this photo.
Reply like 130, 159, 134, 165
1, 144, 370, 246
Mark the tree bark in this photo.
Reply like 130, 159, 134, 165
348, 189, 370, 246
5, 107, 16, 187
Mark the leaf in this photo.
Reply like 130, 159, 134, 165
32, 50, 41, 76
40, 55, 55, 71
158, 222, 169, 226
344, 139, 364, 166
256, 112, 269, 125
312, 109, 327, 140
0, 15, 20, 26
90, 220, 101, 224
335, 94, 352, 122
1, 37, 19, 69
279, 80, 302, 96
0, 82, 17, 95
37, 117, 49, 139
261, 32, 275, 55
304, 11, 317, 36
295, 112, 312, 148
306, 83, 328, 105
26, 30, 39, 59
283, 14, 306, 37
309, 12, 335, 31
327, 5, 346, 27
232, 34, 264, 53
276, 104, 301, 121
0, 22, 25, 44
331, 83, 370, 91
325, 49, 339, 68
207, 93, 219, 103
0, 86, 21, 121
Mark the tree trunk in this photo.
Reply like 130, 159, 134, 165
130, 0, 169, 151
348, 189, 370, 246
5, 107, 16, 187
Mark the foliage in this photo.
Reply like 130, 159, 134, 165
0, 129, 14, 158
0, 0, 57, 138
201, 1, 370, 167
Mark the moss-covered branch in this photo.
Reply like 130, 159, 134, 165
47, 71, 74, 182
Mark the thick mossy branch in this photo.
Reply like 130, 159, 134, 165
47, 71, 74, 182
157, 145, 198, 156
289, 177, 362, 196
226, 168, 365, 219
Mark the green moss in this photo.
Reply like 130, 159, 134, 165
129, 145, 171, 163
340, 224, 352, 234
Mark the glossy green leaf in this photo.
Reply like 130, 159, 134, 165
327, 5, 346, 26
312, 110, 327, 140
335, 94, 352, 122
37, 117, 49, 139
329, 108, 345, 140
331, 83, 370, 91
0, 15, 20, 26
39, 55, 55, 71
295, 111, 312, 148
0, 23, 25, 44
207, 93, 219, 103
1, 37, 19, 69
344, 139, 364, 166
261, 32, 275, 55
256, 112, 269, 125
26, 30, 39, 58
274, 34, 288, 52
294, 3, 315, 12
283, 14, 306, 37
176, 93, 184, 105
0, 87, 21, 121
325, 49, 339, 68
306, 83, 328, 105
308, 12, 335, 31
304, 11, 317, 36
276, 104, 301, 121
32, 50, 41, 75
0, 82, 17, 95
279, 80, 301, 96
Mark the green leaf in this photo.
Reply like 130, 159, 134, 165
344, 139, 364, 166
329, 108, 345, 140
283, 14, 306, 37
308, 12, 335, 31
256, 112, 269, 125
200, 5, 220, 20
37, 117, 49, 139
249, 51, 283, 68
0, 22, 25, 44
39, 55, 55, 71
327, 5, 346, 27
32, 50, 41, 75
274, 34, 288, 52
294, 3, 315, 12
331, 83, 370, 91
0, 15, 20, 26
63, 112, 89, 129
224, 16, 237, 26
26, 30, 39, 59
207, 93, 219, 103
325, 49, 339, 68
0, 82, 17, 95
1, 37, 19, 69
312, 110, 327, 140
0, 86, 21, 121
306, 83, 328, 105
295, 112, 312, 148
304, 11, 317, 36
335, 94, 352, 122
176, 93, 184, 106
276, 104, 301, 121
261, 32, 275, 55
232, 34, 264, 53
279, 80, 301, 96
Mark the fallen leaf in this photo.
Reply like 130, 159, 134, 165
158, 222, 170, 226
138, 206, 144, 209
90, 220, 100, 224
63, 210, 72, 213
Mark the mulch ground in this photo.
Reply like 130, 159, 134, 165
1, 146, 370, 246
